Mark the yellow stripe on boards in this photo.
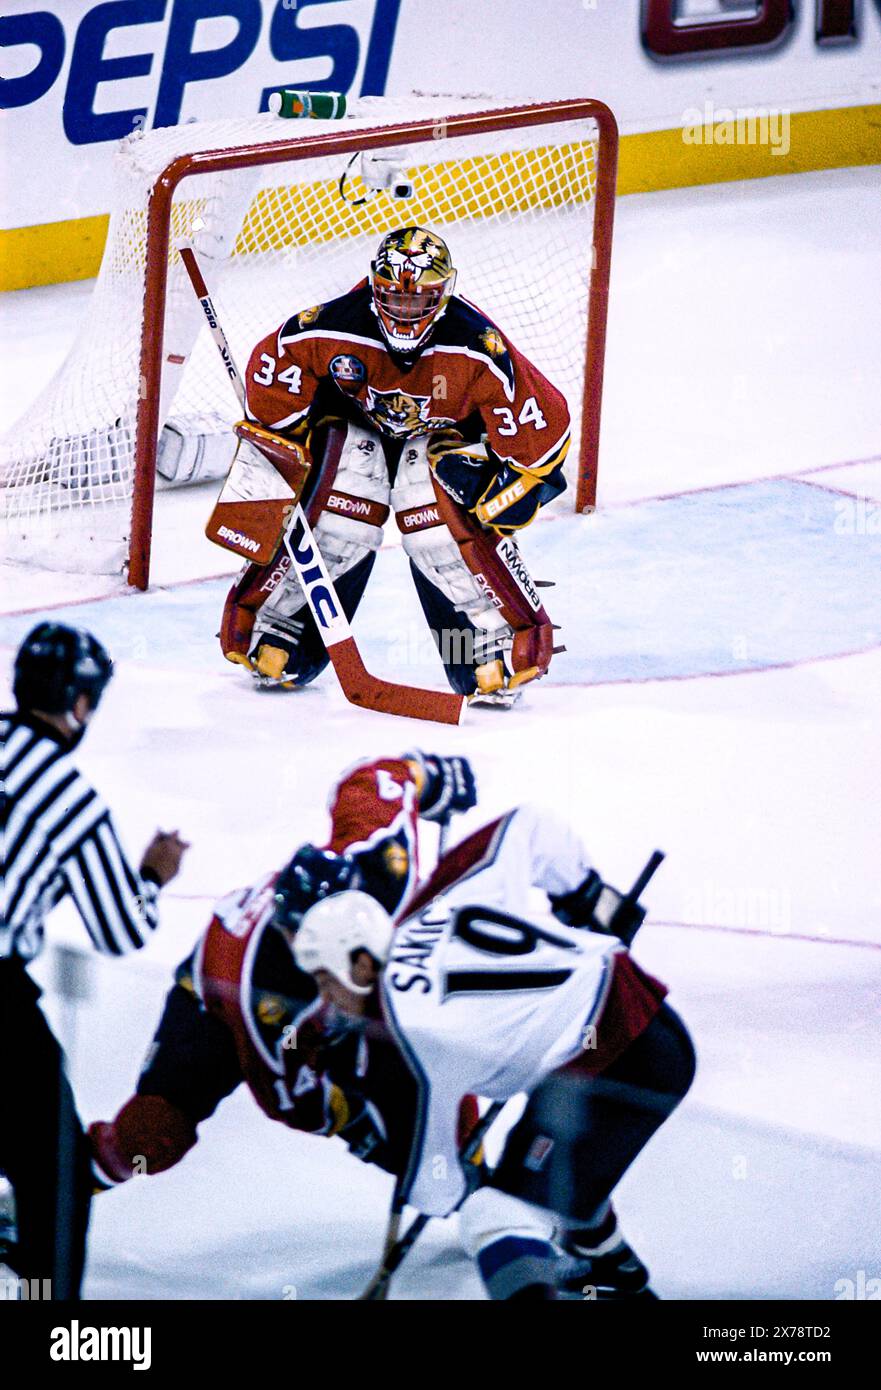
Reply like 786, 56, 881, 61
618, 102, 881, 194
0, 214, 110, 292
2, 105, 879, 292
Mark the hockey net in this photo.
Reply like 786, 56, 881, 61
0, 97, 617, 587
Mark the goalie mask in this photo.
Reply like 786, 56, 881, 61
370, 227, 457, 355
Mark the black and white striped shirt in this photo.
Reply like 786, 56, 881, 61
1, 712, 159, 963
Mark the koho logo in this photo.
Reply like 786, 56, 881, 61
495, 538, 541, 611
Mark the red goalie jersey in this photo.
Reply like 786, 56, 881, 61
245, 279, 572, 530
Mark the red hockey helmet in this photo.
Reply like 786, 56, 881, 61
370, 227, 457, 355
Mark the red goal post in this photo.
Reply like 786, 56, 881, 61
130, 99, 618, 589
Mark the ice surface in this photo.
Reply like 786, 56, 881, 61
1, 167, 879, 1299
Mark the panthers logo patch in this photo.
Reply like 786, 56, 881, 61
365, 387, 434, 437
480, 327, 506, 358
298, 304, 323, 328
256, 994, 288, 1027
383, 842, 410, 879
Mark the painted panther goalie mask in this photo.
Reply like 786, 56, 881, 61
370, 227, 457, 355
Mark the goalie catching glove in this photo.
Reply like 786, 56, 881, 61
427, 429, 493, 509
428, 428, 566, 534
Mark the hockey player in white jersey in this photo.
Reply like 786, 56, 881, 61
294, 803, 696, 1300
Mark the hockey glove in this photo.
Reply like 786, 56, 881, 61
472, 460, 568, 532
406, 751, 477, 822
425, 426, 466, 467
339, 1098, 391, 1168
549, 871, 646, 948
428, 429, 497, 512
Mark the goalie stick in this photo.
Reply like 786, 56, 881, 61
177, 242, 466, 727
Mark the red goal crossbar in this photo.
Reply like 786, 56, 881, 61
129, 99, 618, 590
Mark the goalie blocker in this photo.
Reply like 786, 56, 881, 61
205, 420, 311, 564
215, 420, 559, 699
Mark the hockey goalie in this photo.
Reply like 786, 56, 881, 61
218, 226, 569, 703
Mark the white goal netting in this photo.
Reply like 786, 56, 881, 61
0, 97, 605, 579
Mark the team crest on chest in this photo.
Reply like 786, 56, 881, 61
365, 387, 434, 437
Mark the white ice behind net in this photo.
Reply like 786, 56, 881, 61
0, 98, 598, 575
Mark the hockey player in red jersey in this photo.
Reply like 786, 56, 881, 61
220, 226, 569, 704
293, 805, 697, 1301
89, 753, 477, 1191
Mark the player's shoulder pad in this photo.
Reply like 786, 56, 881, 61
435, 296, 516, 395
278, 279, 382, 349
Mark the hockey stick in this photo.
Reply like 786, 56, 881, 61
609, 849, 665, 945
359, 1099, 506, 1301
177, 243, 466, 727
624, 850, 665, 905
363, 1201, 403, 1304
363, 810, 455, 1300
437, 815, 452, 858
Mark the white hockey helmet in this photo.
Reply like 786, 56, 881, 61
293, 890, 393, 994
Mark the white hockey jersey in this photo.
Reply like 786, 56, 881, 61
381, 804, 621, 1217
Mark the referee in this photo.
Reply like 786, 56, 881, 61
0, 622, 189, 1299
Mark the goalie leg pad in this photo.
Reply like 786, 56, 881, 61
259, 551, 378, 687
220, 423, 390, 684
408, 560, 493, 696
432, 477, 557, 692
392, 439, 556, 695
219, 423, 346, 676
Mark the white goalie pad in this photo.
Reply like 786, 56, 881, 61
257, 424, 390, 626
392, 438, 511, 637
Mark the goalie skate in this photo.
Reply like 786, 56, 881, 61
467, 687, 523, 710
229, 614, 306, 690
